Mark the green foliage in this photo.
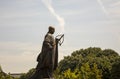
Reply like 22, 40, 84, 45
54, 62, 102, 79
110, 58, 120, 79
58, 47, 119, 79
63, 68, 77, 79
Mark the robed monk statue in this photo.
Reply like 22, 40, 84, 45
29, 26, 64, 79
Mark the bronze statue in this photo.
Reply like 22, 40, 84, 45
29, 26, 64, 79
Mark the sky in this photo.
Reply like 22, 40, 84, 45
0, 0, 120, 73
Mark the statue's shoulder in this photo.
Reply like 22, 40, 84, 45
47, 33, 54, 38
47, 33, 52, 36
45, 33, 54, 41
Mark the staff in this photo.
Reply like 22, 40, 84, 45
54, 34, 64, 70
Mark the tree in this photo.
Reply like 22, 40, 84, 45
110, 58, 120, 79
58, 47, 119, 79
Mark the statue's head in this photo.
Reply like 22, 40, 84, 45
48, 26, 55, 34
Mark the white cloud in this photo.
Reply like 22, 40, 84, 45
0, 11, 41, 19
99, 0, 120, 17
0, 42, 40, 54
42, 0, 65, 33
110, 1, 120, 7
97, 0, 107, 14
0, 41, 41, 73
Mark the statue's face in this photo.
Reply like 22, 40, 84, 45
50, 29, 55, 34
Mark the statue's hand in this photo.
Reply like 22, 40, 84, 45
55, 38, 59, 44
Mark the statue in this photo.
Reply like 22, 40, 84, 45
29, 26, 64, 79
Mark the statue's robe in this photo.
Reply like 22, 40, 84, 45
29, 32, 58, 79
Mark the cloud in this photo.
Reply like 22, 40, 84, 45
0, 41, 41, 73
0, 11, 41, 19
96, 0, 109, 14
111, 1, 120, 7
107, 1, 120, 16
0, 41, 40, 55
0, 0, 46, 19
41, 0, 65, 33
96, 0, 120, 17
0, 5, 45, 19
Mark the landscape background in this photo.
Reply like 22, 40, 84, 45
0, 0, 120, 74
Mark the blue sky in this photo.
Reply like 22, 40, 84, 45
0, 0, 120, 73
